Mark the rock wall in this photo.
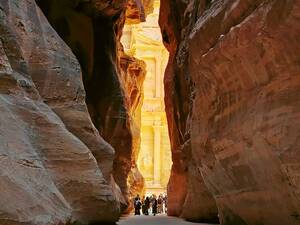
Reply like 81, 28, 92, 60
159, 0, 219, 222
161, 0, 300, 224
36, 0, 150, 207
36, 0, 131, 204
119, 52, 146, 208
0, 0, 150, 224
4, 0, 299, 224
0, 0, 120, 224
126, 0, 154, 23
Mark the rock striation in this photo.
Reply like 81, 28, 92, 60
36, 0, 150, 208
160, 0, 300, 224
159, 0, 219, 222
0, 1, 151, 224
0, 0, 121, 224
4, 0, 299, 224
119, 51, 146, 207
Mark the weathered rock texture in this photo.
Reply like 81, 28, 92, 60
159, 0, 219, 222
1, 0, 151, 221
0, 0, 150, 223
36, 0, 150, 207
161, 0, 300, 224
0, 0, 121, 224
119, 52, 146, 203
126, 0, 154, 23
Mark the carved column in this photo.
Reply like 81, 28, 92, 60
153, 124, 161, 185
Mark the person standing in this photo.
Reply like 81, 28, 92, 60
163, 194, 168, 214
141, 196, 146, 215
144, 196, 150, 215
157, 195, 163, 214
149, 195, 153, 215
134, 195, 142, 215
152, 195, 158, 216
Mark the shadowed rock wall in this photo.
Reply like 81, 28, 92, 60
36, 0, 150, 207
160, 0, 300, 224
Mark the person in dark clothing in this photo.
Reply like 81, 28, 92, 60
141, 196, 146, 215
134, 195, 141, 215
157, 195, 163, 214
152, 196, 158, 216
145, 197, 150, 216
144, 197, 150, 215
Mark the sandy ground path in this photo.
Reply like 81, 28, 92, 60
117, 214, 218, 225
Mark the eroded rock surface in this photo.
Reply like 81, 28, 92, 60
126, 0, 154, 23
159, 0, 219, 222
0, 1, 149, 224
36, 0, 149, 208
161, 0, 300, 224
0, 0, 121, 224
119, 52, 146, 203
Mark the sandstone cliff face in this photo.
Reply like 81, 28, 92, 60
0, 0, 121, 224
0, 0, 149, 223
119, 52, 146, 203
36, 0, 131, 202
36, 0, 150, 207
126, 0, 154, 23
161, 0, 300, 224
0, 0, 150, 222
159, 0, 219, 222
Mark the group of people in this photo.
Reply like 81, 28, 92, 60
133, 194, 167, 216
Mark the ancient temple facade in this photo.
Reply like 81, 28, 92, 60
121, 1, 171, 195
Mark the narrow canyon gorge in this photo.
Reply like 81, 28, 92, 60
0, 0, 299, 225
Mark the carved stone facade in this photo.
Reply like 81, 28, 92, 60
121, 0, 171, 195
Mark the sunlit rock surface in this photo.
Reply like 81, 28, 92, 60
122, 0, 172, 196
159, 0, 219, 222
119, 51, 146, 205
161, 0, 300, 224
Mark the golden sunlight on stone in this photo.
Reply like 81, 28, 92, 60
121, 0, 171, 196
